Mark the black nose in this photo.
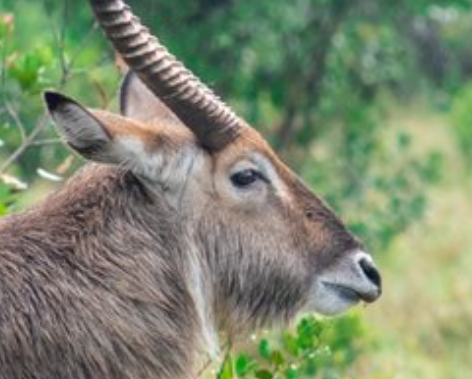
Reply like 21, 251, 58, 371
359, 258, 382, 289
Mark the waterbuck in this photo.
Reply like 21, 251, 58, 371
0, 0, 382, 378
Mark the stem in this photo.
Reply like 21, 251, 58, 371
0, 114, 49, 176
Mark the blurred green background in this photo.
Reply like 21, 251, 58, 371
1, 0, 471, 378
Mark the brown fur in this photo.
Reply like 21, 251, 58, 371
0, 72, 379, 379
0, 167, 198, 379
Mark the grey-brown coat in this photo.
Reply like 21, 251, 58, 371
0, 1, 381, 378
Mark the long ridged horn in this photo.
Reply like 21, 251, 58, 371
88, 0, 242, 151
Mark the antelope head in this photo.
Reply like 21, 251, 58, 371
45, 0, 381, 332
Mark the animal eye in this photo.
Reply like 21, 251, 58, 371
230, 169, 263, 188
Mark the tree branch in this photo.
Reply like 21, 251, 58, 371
0, 114, 49, 176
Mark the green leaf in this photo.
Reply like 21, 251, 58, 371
296, 317, 322, 350
235, 354, 257, 377
0, 201, 7, 216
218, 354, 234, 379
270, 350, 285, 366
255, 369, 273, 379
0, 185, 13, 215
258, 338, 271, 360
285, 366, 299, 379
282, 333, 299, 356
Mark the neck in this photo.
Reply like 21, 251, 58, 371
60, 165, 222, 367
0, 164, 211, 379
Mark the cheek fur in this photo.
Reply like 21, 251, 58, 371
197, 210, 312, 329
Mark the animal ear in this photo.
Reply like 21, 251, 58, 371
44, 91, 115, 163
120, 70, 184, 125
44, 90, 197, 183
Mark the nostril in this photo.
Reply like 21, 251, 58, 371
359, 258, 382, 289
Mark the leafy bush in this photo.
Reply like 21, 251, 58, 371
300, 92, 442, 252
0, 7, 118, 184
214, 314, 369, 379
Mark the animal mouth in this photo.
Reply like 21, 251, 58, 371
322, 282, 377, 303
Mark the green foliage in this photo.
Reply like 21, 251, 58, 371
1, 0, 470, 378
211, 314, 367, 379
8, 46, 54, 92
301, 93, 443, 252
0, 4, 119, 184
0, 182, 17, 215
450, 83, 472, 168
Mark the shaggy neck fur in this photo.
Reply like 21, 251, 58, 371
0, 163, 309, 379
0, 165, 202, 379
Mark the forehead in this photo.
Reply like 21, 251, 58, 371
214, 126, 300, 191
217, 127, 278, 162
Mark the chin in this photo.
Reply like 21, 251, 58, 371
303, 280, 362, 316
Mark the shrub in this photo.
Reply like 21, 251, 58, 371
214, 314, 369, 379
